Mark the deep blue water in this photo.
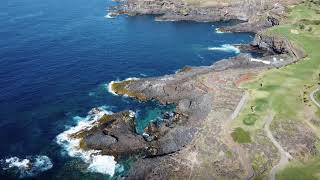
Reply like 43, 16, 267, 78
0, 0, 254, 178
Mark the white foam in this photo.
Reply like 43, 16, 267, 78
128, 110, 136, 118
107, 77, 140, 96
208, 44, 240, 54
155, 18, 177, 22
56, 107, 117, 177
250, 58, 271, 65
215, 28, 230, 34
197, 54, 204, 59
4, 157, 30, 170
125, 77, 140, 81
108, 81, 119, 96
104, 13, 115, 19
2, 156, 53, 178
88, 155, 116, 175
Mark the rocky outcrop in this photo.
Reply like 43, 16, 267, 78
80, 111, 147, 159
252, 32, 306, 59
76, 109, 197, 160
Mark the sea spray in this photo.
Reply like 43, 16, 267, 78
1, 155, 53, 178
107, 77, 140, 96
104, 12, 115, 19
56, 107, 117, 176
208, 44, 240, 54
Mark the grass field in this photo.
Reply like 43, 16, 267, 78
232, 1, 320, 132
231, 1, 320, 179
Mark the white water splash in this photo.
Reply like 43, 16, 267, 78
107, 77, 140, 96
56, 107, 117, 176
104, 13, 115, 19
1, 156, 53, 178
208, 44, 240, 54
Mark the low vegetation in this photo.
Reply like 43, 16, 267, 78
231, 127, 251, 143
276, 159, 320, 180
111, 80, 147, 101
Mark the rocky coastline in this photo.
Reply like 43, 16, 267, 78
110, 0, 302, 32
68, 0, 309, 179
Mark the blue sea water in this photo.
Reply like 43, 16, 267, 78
0, 0, 254, 178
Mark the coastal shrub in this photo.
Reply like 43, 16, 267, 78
231, 127, 251, 143
243, 113, 258, 126
299, 19, 320, 25
298, 24, 305, 29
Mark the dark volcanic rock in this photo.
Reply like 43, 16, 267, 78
252, 32, 306, 59
84, 131, 117, 149
82, 111, 147, 159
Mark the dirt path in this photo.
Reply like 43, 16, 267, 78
231, 92, 249, 120
310, 87, 320, 108
223, 91, 255, 180
264, 114, 293, 180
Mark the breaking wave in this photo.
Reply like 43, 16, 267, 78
1, 155, 53, 178
104, 13, 115, 19
107, 77, 140, 96
208, 44, 240, 54
56, 106, 117, 176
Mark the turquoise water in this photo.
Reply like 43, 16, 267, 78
0, 0, 254, 178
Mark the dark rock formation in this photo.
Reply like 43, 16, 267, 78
81, 112, 147, 159
252, 32, 306, 59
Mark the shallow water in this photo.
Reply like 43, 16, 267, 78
0, 0, 254, 178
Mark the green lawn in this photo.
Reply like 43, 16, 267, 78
231, 2, 320, 178
233, 2, 320, 130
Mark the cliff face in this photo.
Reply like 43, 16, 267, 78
110, 0, 302, 32
252, 32, 306, 59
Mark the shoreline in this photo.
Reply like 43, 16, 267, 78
58, 0, 314, 179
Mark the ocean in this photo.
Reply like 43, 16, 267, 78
0, 0, 254, 178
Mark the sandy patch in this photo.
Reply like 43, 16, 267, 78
291, 29, 299, 34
